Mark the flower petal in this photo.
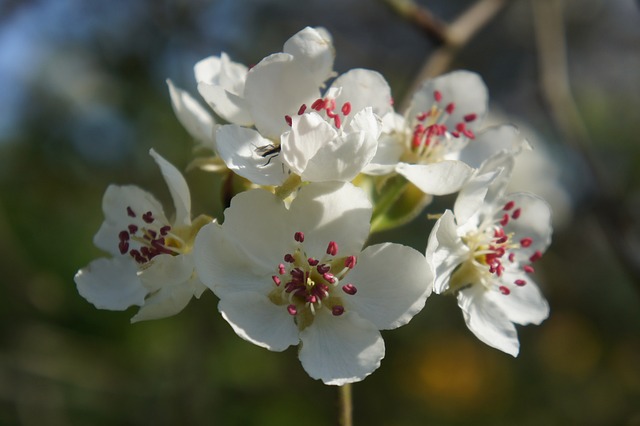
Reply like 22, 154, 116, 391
453, 170, 499, 226
457, 285, 520, 357
282, 26, 335, 87
457, 125, 529, 169
194, 221, 278, 297
363, 134, 404, 176
218, 291, 300, 351
330, 68, 393, 124
344, 243, 432, 330
289, 182, 372, 258
75, 257, 146, 310
138, 253, 194, 293
396, 160, 473, 195
197, 82, 253, 126
299, 310, 384, 385
166, 79, 215, 149
489, 272, 549, 326
244, 53, 321, 139
426, 210, 470, 294
149, 149, 191, 227
216, 125, 288, 186
281, 112, 337, 177
503, 192, 553, 258
131, 275, 205, 323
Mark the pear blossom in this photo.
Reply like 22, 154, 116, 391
426, 169, 551, 356
365, 70, 495, 196
212, 29, 385, 186
194, 182, 432, 384
167, 79, 216, 152
75, 149, 212, 322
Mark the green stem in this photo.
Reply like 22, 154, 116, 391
338, 383, 352, 426
370, 174, 410, 233
274, 174, 302, 200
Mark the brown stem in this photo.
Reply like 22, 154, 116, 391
380, 0, 448, 44
338, 383, 352, 426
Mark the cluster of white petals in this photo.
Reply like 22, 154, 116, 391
76, 26, 555, 385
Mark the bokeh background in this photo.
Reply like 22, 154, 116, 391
1, 0, 639, 424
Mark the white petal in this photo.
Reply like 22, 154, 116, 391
244, 53, 321, 139
458, 125, 529, 169
218, 291, 300, 351
363, 134, 404, 176
215, 125, 288, 186
282, 27, 335, 87
194, 53, 248, 95
345, 107, 381, 140
503, 192, 553, 257
194, 221, 277, 297
138, 253, 194, 293
300, 132, 375, 182
75, 257, 146, 310
330, 69, 393, 123
217, 189, 292, 270
426, 210, 470, 294
167, 79, 215, 149
197, 82, 253, 126
194, 56, 221, 84
289, 182, 372, 258
149, 149, 191, 227
298, 310, 384, 385
344, 243, 432, 330
408, 70, 488, 132
281, 112, 337, 177
396, 160, 473, 195
453, 170, 499, 225
93, 185, 167, 256
131, 276, 204, 323
488, 272, 549, 326
457, 285, 520, 357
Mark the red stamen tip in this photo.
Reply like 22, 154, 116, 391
284, 115, 292, 126
287, 305, 297, 316
512, 208, 522, 219
434, 90, 442, 102
341, 102, 351, 116
520, 237, 533, 248
514, 279, 527, 286
332, 305, 345, 316
499, 286, 511, 295
503, 201, 515, 211
294, 231, 304, 243
342, 283, 357, 295
326, 241, 338, 256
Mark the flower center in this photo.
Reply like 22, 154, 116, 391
117, 206, 185, 265
284, 98, 352, 131
449, 199, 543, 295
403, 89, 478, 163
269, 231, 358, 329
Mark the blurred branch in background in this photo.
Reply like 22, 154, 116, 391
532, 0, 640, 292
382, 0, 509, 111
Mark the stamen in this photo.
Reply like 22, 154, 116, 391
341, 102, 351, 116
326, 241, 338, 256
345, 255, 357, 269
342, 283, 357, 295
503, 201, 515, 211
523, 265, 535, 273
160, 225, 171, 236
464, 113, 477, 122
317, 264, 330, 274
434, 90, 442, 102
294, 231, 305, 243
298, 104, 307, 115
520, 237, 533, 247
278, 263, 286, 274
126, 206, 136, 217
500, 214, 510, 227
284, 254, 295, 263
272, 276, 281, 286
514, 279, 527, 286
322, 273, 336, 284
332, 305, 345, 316
529, 251, 542, 263
333, 115, 341, 129
118, 241, 129, 254
284, 115, 292, 127
499, 286, 511, 295
508, 253, 516, 262
311, 98, 324, 111
119, 231, 130, 241
512, 208, 521, 219
142, 211, 154, 223
128, 224, 138, 234
307, 257, 319, 266
287, 305, 298, 316
445, 103, 455, 114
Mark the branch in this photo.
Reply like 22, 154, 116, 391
398, 0, 509, 111
381, 0, 448, 44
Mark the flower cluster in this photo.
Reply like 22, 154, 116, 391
75, 27, 552, 385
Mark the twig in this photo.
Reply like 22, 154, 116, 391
381, 0, 448, 44
399, 0, 509, 112
531, 0, 640, 289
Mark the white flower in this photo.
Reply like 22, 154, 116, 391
74, 149, 212, 322
426, 169, 552, 356
365, 70, 493, 196
167, 79, 216, 152
194, 182, 432, 385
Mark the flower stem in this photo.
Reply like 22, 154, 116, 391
338, 383, 352, 426
370, 174, 409, 233
274, 174, 302, 200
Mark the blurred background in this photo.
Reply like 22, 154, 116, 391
1, 0, 639, 424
